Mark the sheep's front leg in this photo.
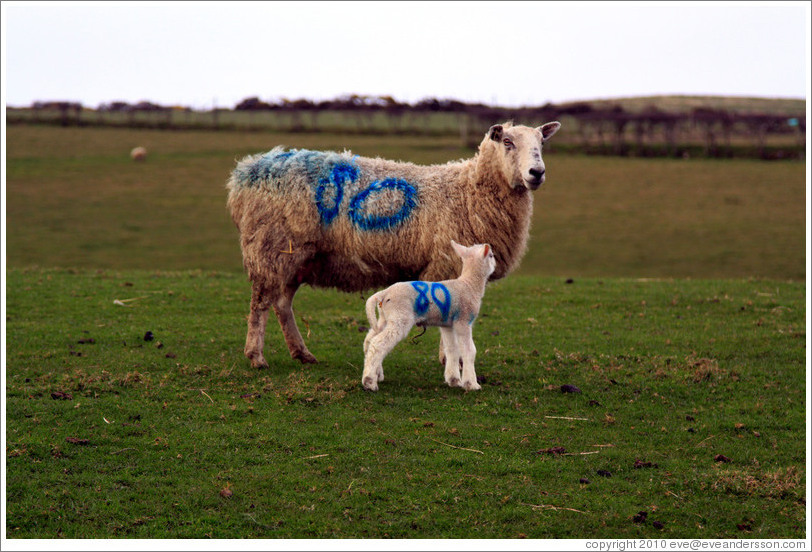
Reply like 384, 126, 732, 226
245, 282, 273, 369
418, 263, 451, 367
272, 283, 318, 364
456, 323, 481, 391
439, 327, 462, 388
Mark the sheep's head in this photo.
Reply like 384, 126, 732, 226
451, 240, 497, 279
485, 121, 561, 191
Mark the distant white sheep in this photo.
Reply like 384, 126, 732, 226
130, 146, 147, 161
362, 241, 496, 392
226, 121, 561, 367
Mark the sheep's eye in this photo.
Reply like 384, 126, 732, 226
503, 139, 514, 149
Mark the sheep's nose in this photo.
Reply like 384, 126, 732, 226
529, 167, 545, 180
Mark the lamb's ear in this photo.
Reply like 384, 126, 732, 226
482, 244, 490, 258
451, 240, 466, 257
488, 124, 504, 142
538, 121, 561, 142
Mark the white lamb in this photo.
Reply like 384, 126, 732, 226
362, 240, 496, 392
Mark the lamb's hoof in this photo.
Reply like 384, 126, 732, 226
363, 377, 378, 392
292, 350, 318, 364
462, 380, 481, 392
446, 377, 461, 388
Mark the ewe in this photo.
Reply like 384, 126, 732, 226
362, 241, 496, 392
226, 121, 561, 367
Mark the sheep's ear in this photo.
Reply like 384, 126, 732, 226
538, 121, 561, 142
451, 240, 466, 257
482, 244, 490, 258
488, 124, 504, 142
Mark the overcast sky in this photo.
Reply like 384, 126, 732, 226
2, 1, 809, 109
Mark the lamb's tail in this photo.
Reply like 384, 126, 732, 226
366, 291, 387, 331
363, 291, 386, 354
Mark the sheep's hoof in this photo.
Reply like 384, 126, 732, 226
362, 377, 378, 392
292, 350, 318, 364
246, 353, 269, 370
446, 376, 461, 388
462, 380, 481, 392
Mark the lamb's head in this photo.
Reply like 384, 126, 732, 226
482, 121, 561, 191
451, 240, 497, 279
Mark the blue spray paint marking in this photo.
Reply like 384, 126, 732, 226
237, 148, 419, 232
244, 150, 296, 185
411, 281, 453, 322
348, 178, 418, 231
411, 282, 431, 316
314, 162, 358, 225
430, 283, 451, 322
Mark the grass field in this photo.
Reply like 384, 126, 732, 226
4, 269, 806, 538
4, 125, 807, 279
3, 124, 808, 540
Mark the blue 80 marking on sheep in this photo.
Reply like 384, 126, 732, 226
348, 178, 418, 232
315, 162, 358, 225
310, 158, 417, 231
411, 282, 452, 322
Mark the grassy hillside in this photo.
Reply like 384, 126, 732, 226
4, 124, 807, 539
4, 126, 806, 280
4, 268, 806, 538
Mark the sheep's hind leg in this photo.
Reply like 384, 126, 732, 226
272, 282, 318, 364
245, 282, 273, 369
362, 320, 410, 391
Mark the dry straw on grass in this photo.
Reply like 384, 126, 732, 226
711, 466, 803, 499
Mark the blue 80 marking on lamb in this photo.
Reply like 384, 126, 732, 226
411, 282, 431, 316
411, 282, 452, 322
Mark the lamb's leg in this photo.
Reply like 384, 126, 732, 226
440, 326, 462, 388
418, 263, 451, 367
456, 323, 481, 391
438, 334, 447, 366
272, 283, 318, 364
245, 281, 273, 369
362, 319, 411, 391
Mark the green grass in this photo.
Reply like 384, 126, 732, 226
4, 125, 806, 279
4, 268, 806, 538
4, 124, 807, 539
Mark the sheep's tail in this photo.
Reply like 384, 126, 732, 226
363, 291, 386, 355
365, 291, 386, 331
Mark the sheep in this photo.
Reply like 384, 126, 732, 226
362, 240, 496, 392
130, 146, 147, 161
226, 120, 561, 367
